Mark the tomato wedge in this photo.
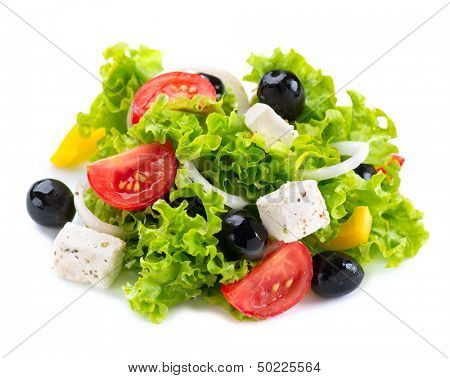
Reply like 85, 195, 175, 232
221, 242, 313, 319
390, 154, 405, 166
87, 142, 176, 211
131, 72, 216, 124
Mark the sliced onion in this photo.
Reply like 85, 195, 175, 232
302, 141, 370, 181
74, 176, 125, 238
176, 66, 250, 114
184, 161, 249, 209
126, 104, 133, 128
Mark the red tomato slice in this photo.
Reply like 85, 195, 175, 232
131, 72, 216, 124
221, 242, 313, 319
390, 154, 405, 166
87, 142, 176, 211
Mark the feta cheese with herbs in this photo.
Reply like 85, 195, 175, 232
256, 180, 330, 242
245, 103, 299, 148
53, 223, 125, 288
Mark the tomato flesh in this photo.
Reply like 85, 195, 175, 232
131, 72, 216, 124
87, 142, 176, 211
221, 242, 313, 319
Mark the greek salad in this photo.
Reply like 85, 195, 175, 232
26, 44, 428, 323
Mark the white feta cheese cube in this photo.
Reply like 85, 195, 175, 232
245, 103, 298, 148
256, 181, 330, 242
54, 223, 125, 289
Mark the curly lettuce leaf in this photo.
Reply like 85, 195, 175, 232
77, 43, 162, 137
303, 165, 428, 267
123, 169, 252, 323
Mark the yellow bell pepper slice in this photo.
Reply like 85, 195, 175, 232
50, 125, 105, 168
322, 206, 373, 251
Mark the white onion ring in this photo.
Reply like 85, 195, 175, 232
74, 176, 125, 238
302, 141, 370, 181
184, 161, 249, 209
176, 66, 250, 114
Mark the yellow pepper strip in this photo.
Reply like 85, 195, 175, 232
322, 206, 373, 251
50, 125, 105, 168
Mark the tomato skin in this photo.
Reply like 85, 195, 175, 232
221, 242, 313, 319
131, 72, 216, 124
390, 154, 405, 166
87, 142, 176, 211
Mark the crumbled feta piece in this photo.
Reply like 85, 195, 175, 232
53, 223, 125, 288
245, 103, 298, 148
256, 181, 330, 242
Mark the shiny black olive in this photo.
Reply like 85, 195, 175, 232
312, 251, 364, 298
218, 208, 268, 261
354, 163, 377, 181
199, 73, 225, 99
26, 179, 75, 227
171, 196, 206, 218
257, 70, 305, 121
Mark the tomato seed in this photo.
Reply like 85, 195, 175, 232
137, 172, 148, 183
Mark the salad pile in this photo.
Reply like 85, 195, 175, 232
26, 43, 428, 323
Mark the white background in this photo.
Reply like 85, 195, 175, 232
0, 0, 449, 376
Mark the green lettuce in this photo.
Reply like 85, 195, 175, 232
304, 166, 429, 267
123, 169, 252, 323
77, 43, 162, 137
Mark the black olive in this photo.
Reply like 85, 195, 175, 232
354, 163, 377, 181
26, 179, 75, 227
199, 73, 225, 99
257, 70, 305, 121
218, 208, 268, 261
171, 196, 206, 218
312, 251, 364, 298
